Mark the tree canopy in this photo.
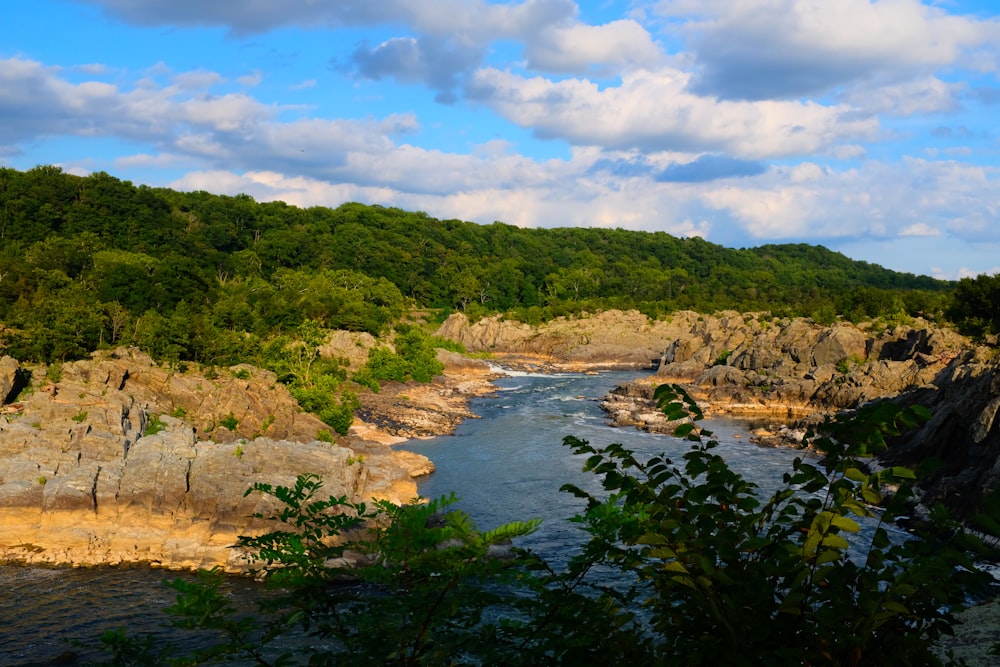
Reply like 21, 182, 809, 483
0, 165, 965, 367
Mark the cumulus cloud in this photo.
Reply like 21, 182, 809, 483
842, 76, 963, 117
74, 0, 661, 97
522, 19, 663, 74
900, 223, 941, 237
957, 265, 1000, 278
700, 158, 1000, 245
69, 0, 578, 38
657, 0, 1000, 101
467, 67, 879, 159
0, 56, 407, 171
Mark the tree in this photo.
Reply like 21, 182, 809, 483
91, 385, 990, 666
947, 273, 1000, 339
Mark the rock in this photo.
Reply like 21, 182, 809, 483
0, 355, 21, 404
880, 350, 1000, 522
436, 310, 685, 370
0, 348, 433, 571
578, 311, 1000, 532
812, 325, 867, 367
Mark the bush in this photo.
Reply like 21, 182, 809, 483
144, 414, 167, 436
559, 385, 988, 665
947, 273, 1000, 340
352, 325, 445, 389
93, 386, 991, 666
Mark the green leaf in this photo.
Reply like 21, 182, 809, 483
673, 422, 696, 438
831, 515, 861, 533
820, 534, 850, 551
844, 467, 868, 482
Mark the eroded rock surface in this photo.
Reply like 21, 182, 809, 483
601, 313, 967, 428
582, 312, 1000, 530
0, 348, 435, 570
436, 310, 675, 370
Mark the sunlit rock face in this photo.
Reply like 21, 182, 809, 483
0, 348, 429, 570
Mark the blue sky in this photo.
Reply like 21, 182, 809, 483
3, 0, 999, 280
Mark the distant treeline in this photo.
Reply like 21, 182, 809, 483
0, 165, 970, 364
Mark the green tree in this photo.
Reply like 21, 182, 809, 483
257, 321, 356, 434
947, 273, 1000, 339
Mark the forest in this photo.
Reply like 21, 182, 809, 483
0, 165, 969, 367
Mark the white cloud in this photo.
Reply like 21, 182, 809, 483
467, 66, 879, 158
957, 266, 1000, 278
842, 76, 962, 116
237, 70, 263, 87
697, 158, 1000, 244
70, 0, 578, 38
900, 223, 941, 237
656, 0, 1000, 100
172, 70, 225, 90
523, 19, 663, 73
75, 63, 110, 75
115, 152, 189, 168
830, 145, 867, 159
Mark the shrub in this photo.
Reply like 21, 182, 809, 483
144, 414, 167, 436
93, 386, 991, 666
559, 385, 989, 665
219, 413, 239, 431
712, 349, 731, 366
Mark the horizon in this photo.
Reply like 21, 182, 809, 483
3, 1, 999, 280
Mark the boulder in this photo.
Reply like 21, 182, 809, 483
812, 325, 867, 367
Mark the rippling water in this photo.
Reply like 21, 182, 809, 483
407, 369, 814, 566
0, 369, 891, 664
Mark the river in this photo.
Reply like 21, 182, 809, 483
407, 369, 810, 564
0, 369, 856, 664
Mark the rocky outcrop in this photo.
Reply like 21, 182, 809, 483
436, 310, 683, 370
880, 349, 1000, 521
353, 350, 499, 442
0, 349, 436, 571
585, 312, 1000, 528
644, 313, 965, 417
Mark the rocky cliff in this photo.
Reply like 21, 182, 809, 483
575, 310, 1000, 528
600, 311, 967, 423
0, 347, 494, 571
435, 310, 672, 370
880, 347, 1000, 523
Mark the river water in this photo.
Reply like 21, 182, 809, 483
0, 369, 860, 664
407, 369, 809, 565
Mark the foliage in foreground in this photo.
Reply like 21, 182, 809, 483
90, 386, 991, 666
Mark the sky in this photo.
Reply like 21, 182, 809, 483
2, 1, 999, 280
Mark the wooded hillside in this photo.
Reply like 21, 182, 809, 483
0, 165, 955, 365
